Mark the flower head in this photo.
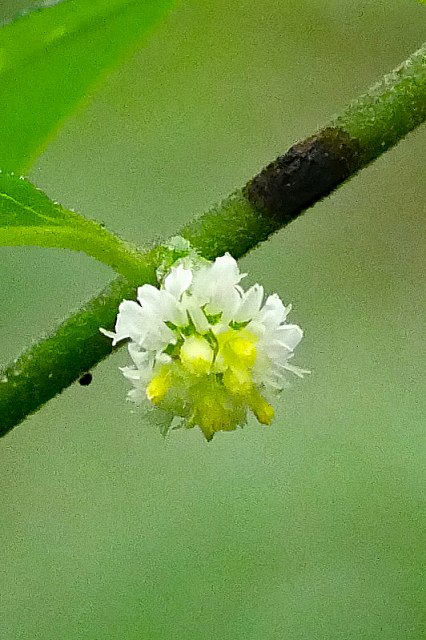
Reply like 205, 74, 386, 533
101, 248, 308, 441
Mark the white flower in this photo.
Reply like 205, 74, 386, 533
101, 252, 307, 441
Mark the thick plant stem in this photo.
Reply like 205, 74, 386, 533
1, 43, 425, 438
0, 278, 139, 434
181, 44, 425, 255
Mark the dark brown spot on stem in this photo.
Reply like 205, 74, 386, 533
245, 127, 361, 225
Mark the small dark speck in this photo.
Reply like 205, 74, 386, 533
79, 373, 93, 386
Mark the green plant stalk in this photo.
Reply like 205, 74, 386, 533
334, 45, 426, 164
0, 223, 155, 283
1, 43, 425, 437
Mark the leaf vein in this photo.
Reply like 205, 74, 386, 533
0, 190, 65, 226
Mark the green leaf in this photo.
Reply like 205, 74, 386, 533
0, 0, 175, 173
0, 171, 84, 226
0, 172, 155, 281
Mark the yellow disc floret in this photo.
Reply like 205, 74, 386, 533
217, 328, 258, 370
145, 327, 274, 438
146, 366, 171, 405
180, 335, 214, 376
248, 389, 275, 425
189, 380, 246, 441
222, 366, 253, 395
229, 337, 257, 366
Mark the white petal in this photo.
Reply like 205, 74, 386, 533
113, 300, 146, 345
210, 253, 245, 287
210, 321, 228, 336
127, 387, 146, 404
120, 366, 141, 382
164, 264, 193, 299
155, 291, 187, 326
206, 286, 241, 321
187, 304, 210, 333
258, 294, 290, 328
234, 284, 264, 322
138, 284, 187, 326
137, 284, 163, 310
273, 324, 303, 350
99, 328, 117, 341
127, 343, 154, 370
261, 339, 293, 361
138, 320, 175, 351
191, 254, 245, 309
164, 300, 188, 327
190, 264, 214, 304
251, 351, 270, 380
282, 362, 310, 378
245, 320, 266, 337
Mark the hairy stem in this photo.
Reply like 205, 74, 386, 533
1, 43, 425, 437
0, 223, 156, 283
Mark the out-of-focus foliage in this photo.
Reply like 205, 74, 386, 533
0, 0, 174, 173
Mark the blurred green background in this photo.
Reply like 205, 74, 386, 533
1, 1, 425, 638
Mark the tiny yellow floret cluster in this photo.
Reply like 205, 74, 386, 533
101, 248, 307, 441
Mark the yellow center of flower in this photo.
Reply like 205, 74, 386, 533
189, 381, 245, 441
222, 367, 252, 395
145, 327, 272, 439
180, 335, 214, 376
146, 368, 171, 405
217, 329, 258, 369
